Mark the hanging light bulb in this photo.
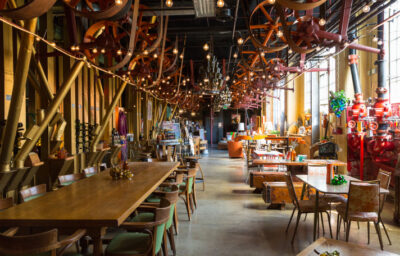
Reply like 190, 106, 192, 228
237, 37, 244, 45
143, 49, 149, 55
180, 53, 184, 59
288, 49, 293, 54
35, 36, 41, 42
166, 0, 173, 7
249, 72, 254, 76
70, 45, 76, 51
262, 75, 266, 79
373, 35, 378, 42
276, 30, 283, 37
319, 18, 326, 26
225, 76, 230, 81
173, 48, 178, 54
267, 0, 275, 3
260, 51, 265, 57
362, 4, 370, 13
127, 51, 132, 56
92, 48, 98, 54
233, 52, 238, 58
377, 40, 383, 46
203, 43, 209, 51
115, 0, 122, 5
217, 0, 224, 8
75, 45, 80, 51
117, 49, 122, 55
179, 109, 184, 114
153, 53, 158, 58
101, 48, 106, 54
206, 54, 211, 60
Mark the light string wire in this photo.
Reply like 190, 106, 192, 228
0, 15, 189, 105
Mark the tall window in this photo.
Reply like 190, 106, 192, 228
385, 2, 400, 103
319, 50, 336, 114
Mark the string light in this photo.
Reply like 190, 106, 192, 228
362, 4, 370, 13
217, 0, 224, 8
166, 0, 173, 7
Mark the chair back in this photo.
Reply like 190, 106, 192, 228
153, 198, 171, 255
307, 164, 327, 177
158, 186, 179, 230
83, 167, 98, 177
284, 172, 299, 208
347, 180, 380, 216
19, 184, 47, 203
0, 198, 13, 211
377, 169, 391, 210
58, 173, 85, 186
0, 229, 59, 255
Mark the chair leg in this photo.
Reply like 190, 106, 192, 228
304, 213, 307, 221
326, 212, 333, 238
357, 221, 360, 230
320, 212, 325, 235
198, 164, 205, 191
367, 221, 370, 244
336, 214, 341, 240
162, 229, 168, 256
173, 205, 179, 235
380, 216, 392, 245
182, 195, 191, 221
291, 212, 302, 244
168, 227, 176, 255
374, 221, 384, 250
189, 193, 195, 213
192, 189, 198, 208
345, 221, 351, 242
286, 208, 296, 233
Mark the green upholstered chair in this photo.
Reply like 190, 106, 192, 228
19, 184, 47, 203
106, 199, 171, 256
58, 173, 85, 187
141, 186, 179, 255
0, 228, 86, 256
178, 168, 197, 221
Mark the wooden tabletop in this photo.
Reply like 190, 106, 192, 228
296, 174, 389, 195
0, 161, 179, 228
253, 159, 347, 166
297, 237, 399, 256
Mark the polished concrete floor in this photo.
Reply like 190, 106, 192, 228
173, 149, 400, 256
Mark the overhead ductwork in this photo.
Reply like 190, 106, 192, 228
193, 0, 216, 17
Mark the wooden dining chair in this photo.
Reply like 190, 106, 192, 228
179, 168, 197, 221
83, 166, 98, 178
284, 172, 332, 243
0, 198, 18, 236
0, 228, 86, 256
19, 184, 47, 203
336, 180, 383, 250
376, 169, 392, 245
106, 199, 171, 256
58, 173, 86, 187
137, 186, 179, 255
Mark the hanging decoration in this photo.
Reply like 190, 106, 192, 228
329, 90, 349, 118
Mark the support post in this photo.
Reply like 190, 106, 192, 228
0, 19, 37, 172
90, 81, 128, 152
14, 61, 85, 168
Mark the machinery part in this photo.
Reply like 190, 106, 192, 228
63, 0, 132, 20
276, 0, 327, 11
0, 0, 56, 20
248, 1, 289, 54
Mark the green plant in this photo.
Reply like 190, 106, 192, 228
329, 90, 349, 118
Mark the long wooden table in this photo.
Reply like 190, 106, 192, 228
0, 161, 179, 256
297, 237, 399, 256
297, 174, 389, 242
253, 159, 347, 167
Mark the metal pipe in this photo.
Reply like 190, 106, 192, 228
0, 18, 37, 172
349, 48, 362, 95
347, 43, 381, 55
14, 61, 85, 168
377, 11, 386, 99
90, 81, 128, 152
95, 70, 104, 120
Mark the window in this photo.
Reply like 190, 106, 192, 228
385, 2, 400, 103
319, 50, 336, 114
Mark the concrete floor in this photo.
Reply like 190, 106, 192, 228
172, 149, 400, 256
